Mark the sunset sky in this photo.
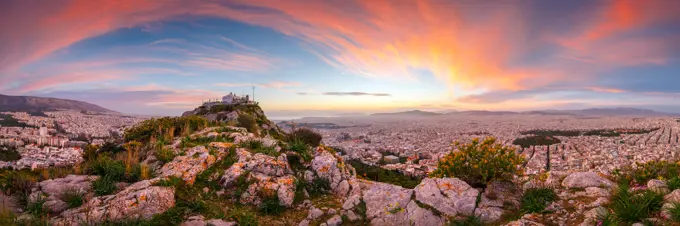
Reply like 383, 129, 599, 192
1, 0, 679, 118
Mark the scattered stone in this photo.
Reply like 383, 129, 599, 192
665, 189, 680, 203
308, 207, 324, 220
326, 215, 342, 226
648, 179, 670, 194
562, 172, 614, 189
414, 177, 478, 217
157, 146, 219, 185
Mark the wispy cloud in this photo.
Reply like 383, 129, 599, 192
322, 92, 391, 97
215, 81, 301, 89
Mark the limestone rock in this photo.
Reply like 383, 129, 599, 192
585, 187, 610, 198
326, 215, 342, 226
405, 200, 444, 226
484, 181, 521, 209
53, 179, 175, 225
30, 175, 98, 214
648, 179, 670, 194
665, 189, 680, 203
157, 146, 219, 185
363, 182, 412, 225
414, 178, 478, 217
312, 149, 356, 196
562, 172, 614, 189
308, 207, 324, 220
504, 219, 545, 226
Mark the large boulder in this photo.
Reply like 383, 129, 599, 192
30, 175, 98, 214
52, 179, 175, 225
157, 146, 220, 185
561, 172, 614, 189
414, 178, 478, 217
239, 173, 296, 207
363, 182, 413, 226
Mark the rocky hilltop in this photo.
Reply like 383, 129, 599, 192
1, 104, 680, 226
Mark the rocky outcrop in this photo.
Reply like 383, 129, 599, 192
311, 148, 359, 197
30, 175, 99, 214
561, 172, 614, 189
52, 179, 175, 225
157, 146, 220, 185
219, 148, 296, 207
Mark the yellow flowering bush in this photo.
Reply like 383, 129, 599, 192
430, 137, 525, 187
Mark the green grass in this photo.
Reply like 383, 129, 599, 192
93, 175, 118, 196
60, 188, 85, 208
287, 139, 311, 162
520, 187, 557, 214
609, 182, 664, 224
251, 146, 279, 157
259, 193, 285, 215
155, 147, 177, 164
233, 172, 253, 198
668, 177, 680, 191
26, 194, 47, 217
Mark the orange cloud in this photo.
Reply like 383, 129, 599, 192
1, 0, 679, 98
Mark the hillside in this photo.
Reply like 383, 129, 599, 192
0, 94, 116, 113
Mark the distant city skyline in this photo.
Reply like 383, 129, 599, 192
1, 0, 680, 116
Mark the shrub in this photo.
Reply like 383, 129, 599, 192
307, 177, 331, 197
288, 128, 322, 147
430, 137, 525, 188
0, 145, 21, 161
288, 139, 311, 162
0, 170, 37, 206
666, 203, 680, 222
60, 188, 84, 208
609, 182, 664, 223
233, 172, 253, 198
520, 188, 557, 214
612, 160, 680, 185
124, 116, 210, 142
349, 160, 422, 189
155, 176, 184, 187
259, 190, 285, 215
87, 156, 126, 181
669, 177, 680, 191
155, 147, 176, 164
93, 175, 118, 196
238, 114, 258, 134
26, 194, 47, 217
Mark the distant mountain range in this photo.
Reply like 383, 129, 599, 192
0, 94, 117, 114
370, 107, 680, 117
370, 110, 442, 117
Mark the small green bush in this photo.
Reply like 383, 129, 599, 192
307, 177, 331, 197
288, 139, 311, 162
259, 192, 285, 215
0, 170, 37, 206
238, 114, 258, 133
520, 187, 557, 214
251, 146, 279, 157
87, 156, 126, 181
609, 182, 663, 223
93, 175, 118, 196
288, 128, 322, 147
155, 147, 176, 164
26, 194, 47, 217
612, 160, 680, 185
233, 172, 253, 198
430, 137, 525, 188
60, 188, 84, 208
669, 177, 680, 191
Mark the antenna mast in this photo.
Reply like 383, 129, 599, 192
252, 86, 255, 102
